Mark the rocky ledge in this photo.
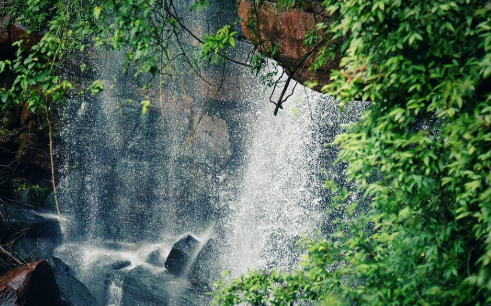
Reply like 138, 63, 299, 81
237, 0, 340, 91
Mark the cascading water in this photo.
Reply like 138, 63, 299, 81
52, 2, 362, 305
219, 88, 340, 275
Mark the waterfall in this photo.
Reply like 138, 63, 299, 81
52, 2, 361, 305
218, 88, 339, 275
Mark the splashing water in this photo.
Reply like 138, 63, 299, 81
52, 2, 364, 304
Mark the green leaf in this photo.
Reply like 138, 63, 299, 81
141, 100, 151, 115
94, 6, 103, 20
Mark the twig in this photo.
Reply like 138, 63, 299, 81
45, 104, 73, 258
163, 6, 252, 68
273, 69, 295, 115
0, 245, 23, 265
273, 39, 329, 115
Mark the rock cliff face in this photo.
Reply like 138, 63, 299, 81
1, 12, 51, 189
237, 0, 339, 91
0, 17, 44, 58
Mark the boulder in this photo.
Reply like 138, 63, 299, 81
0, 202, 62, 243
46, 256, 70, 276
46, 256, 99, 306
165, 235, 200, 276
119, 266, 194, 306
11, 237, 57, 261
119, 266, 171, 305
49, 250, 125, 304
110, 261, 131, 270
188, 238, 221, 289
13, 187, 51, 207
0, 260, 62, 306
42, 192, 58, 211
54, 274, 99, 306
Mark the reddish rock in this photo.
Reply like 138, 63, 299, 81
1, 11, 44, 58
0, 260, 62, 306
237, 0, 340, 91
20, 103, 44, 133
9, 23, 44, 50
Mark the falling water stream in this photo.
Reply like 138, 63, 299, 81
50, 2, 362, 305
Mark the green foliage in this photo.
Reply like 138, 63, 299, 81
87, 80, 104, 96
250, 43, 281, 88
191, 0, 211, 12
0, 0, 217, 111
2, 0, 56, 32
141, 100, 150, 115
214, 0, 491, 305
309, 44, 336, 72
250, 54, 267, 75
276, 0, 323, 10
303, 29, 320, 47
202, 25, 237, 62
276, 0, 296, 8
0, 0, 79, 111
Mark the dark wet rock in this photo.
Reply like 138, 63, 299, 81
42, 192, 58, 211
0, 260, 62, 306
11, 237, 34, 261
46, 256, 99, 305
11, 236, 58, 261
53, 254, 112, 303
0, 202, 62, 243
16, 132, 51, 171
120, 266, 170, 305
0, 15, 10, 56
261, 229, 300, 271
194, 114, 232, 166
7, 23, 44, 50
11, 237, 37, 261
1, 109, 16, 128
13, 187, 51, 207
108, 224, 120, 236
0, 16, 45, 58
165, 235, 200, 276
55, 274, 99, 306
146, 249, 166, 267
119, 266, 194, 306
189, 238, 221, 289
100, 241, 127, 251
111, 261, 131, 270
46, 256, 70, 276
